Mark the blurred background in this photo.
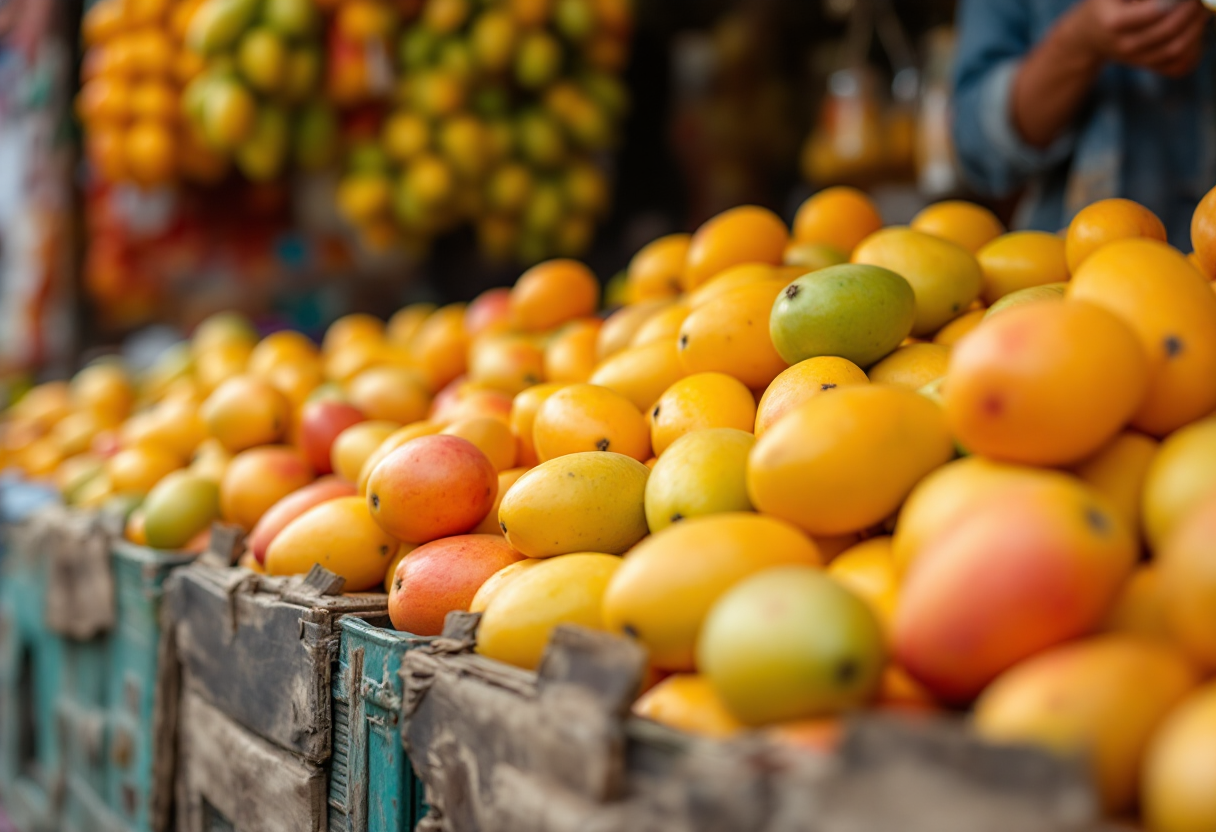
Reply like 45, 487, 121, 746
0, 0, 961, 395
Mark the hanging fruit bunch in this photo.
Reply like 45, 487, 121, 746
335, 0, 632, 262
77, 0, 227, 186
180, 0, 340, 181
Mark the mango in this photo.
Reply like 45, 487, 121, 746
867, 343, 950, 390
236, 104, 289, 182
1102, 564, 1172, 643
331, 421, 399, 484
469, 557, 542, 613
974, 634, 1198, 813
248, 477, 356, 564
589, 339, 686, 413
632, 674, 743, 739
107, 446, 181, 495
237, 27, 287, 95
769, 264, 915, 368
476, 552, 622, 670
356, 421, 442, 494
142, 471, 220, 550
441, 417, 517, 471
298, 400, 366, 475
602, 513, 822, 671
946, 300, 1148, 466
262, 0, 316, 38
894, 482, 1136, 704
699, 565, 886, 725
367, 434, 498, 544
499, 452, 648, 557
826, 537, 899, 634
851, 227, 983, 337
1142, 415, 1216, 551
596, 300, 671, 359
983, 282, 1066, 319
1142, 682, 1216, 832
202, 76, 256, 150
266, 496, 399, 592
677, 281, 789, 391
1158, 492, 1216, 671
219, 445, 314, 531
387, 534, 526, 635
754, 356, 868, 437
748, 385, 953, 537
188, 0, 261, 55
976, 231, 1069, 305
648, 372, 755, 457
644, 428, 753, 532
201, 375, 289, 453
1070, 431, 1158, 544
532, 383, 650, 462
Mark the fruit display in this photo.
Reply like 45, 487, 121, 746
335, 0, 631, 259
6, 184, 1216, 830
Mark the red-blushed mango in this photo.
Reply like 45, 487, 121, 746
266, 496, 399, 591
976, 231, 1069, 305
648, 372, 755, 456
627, 233, 690, 302
851, 227, 983, 337
1069, 239, 1216, 436
366, 435, 498, 544
974, 635, 1198, 814
248, 476, 356, 564
440, 416, 517, 471
467, 333, 546, 395
1069, 431, 1158, 544
632, 674, 744, 739
754, 356, 868, 437
602, 513, 822, 671
944, 300, 1148, 466
508, 258, 599, 332
200, 374, 290, 452
508, 383, 565, 468
589, 339, 686, 413
1158, 492, 1216, 671
892, 458, 1083, 576
464, 287, 512, 337
677, 281, 789, 390
387, 534, 526, 635
498, 452, 649, 557
346, 365, 431, 424
699, 565, 886, 725
220, 445, 314, 531
298, 399, 366, 474
543, 319, 601, 383
683, 205, 789, 291
468, 557, 543, 613
1142, 682, 1216, 832
748, 385, 954, 537
476, 552, 622, 670
356, 421, 442, 494
644, 428, 754, 532
532, 383, 651, 462
894, 483, 1136, 704
331, 421, 399, 484
1065, 198, 1166, 273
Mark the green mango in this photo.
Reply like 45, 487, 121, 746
188, 0, 263, 56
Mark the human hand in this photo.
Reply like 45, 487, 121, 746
1065, 0, 1210, 78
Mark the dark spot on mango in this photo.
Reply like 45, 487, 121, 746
370, 493, 380, 510
836, 658, 859, 685
670, 512, 684, 523
499, 521, 507, 533
1085, 506, 1111, 536
596, 438, 610, 451
652, 405, 660, 418
380, 545, 390, 556
785, 284, 800, 300
951, 302, 960, 313
622, 624, 639, 639
524, 373, 540, 385
567, 471, 575, 477
820, 383, 836, 391
1164, 335, 1184, 358
394, 577, 403, 591
679, 334, 689, 349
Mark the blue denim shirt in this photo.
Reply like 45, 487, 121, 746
952, 0, 1216, 249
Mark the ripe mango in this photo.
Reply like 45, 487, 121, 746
469, 557, 542, 613
477, 552, 621, 670
974, 635, 1198, 813
644, 428, 753, 532
602, 513, 821, 671
219, 445, 314, 531
1142, 682, 1216, 832
1142, 415, 1216, 551
1158, 492, 1216, 671
894, 482, 1136, 704
248, 477, 356, 564
266, 496, 399, 592
498, 452, 648, 557
748, 385, 953, 537
188, 0, 261, 55
983, 282, 1066, 319
632, 674, 743, 739
699, 565, 886, 725
769, 264, 915, 368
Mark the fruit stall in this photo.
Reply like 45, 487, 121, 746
4, 0, 1216, 831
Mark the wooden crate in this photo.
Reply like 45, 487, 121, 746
328, 617, 433, 832
402, 614, 1110, 832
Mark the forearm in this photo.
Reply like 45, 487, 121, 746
1011, 8, 1104, 149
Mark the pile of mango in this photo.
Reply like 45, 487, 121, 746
8, 186, 1216, 832
335, 0, 630, 259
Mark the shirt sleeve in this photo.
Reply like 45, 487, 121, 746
951, 0, 1077, 198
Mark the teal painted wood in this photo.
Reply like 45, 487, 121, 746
0, 494, 64, 832
329, 618, 432, 832
55, 539, 192, 832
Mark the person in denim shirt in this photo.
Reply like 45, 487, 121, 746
953, 0, 1215, 249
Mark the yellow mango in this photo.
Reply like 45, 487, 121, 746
498, 452, 649, 557
1070, 431, 1158, 544
1142, 415, 1216, 551
265, 496, 399, 592
588, 339, 686, 413
644, 428, 754, 533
